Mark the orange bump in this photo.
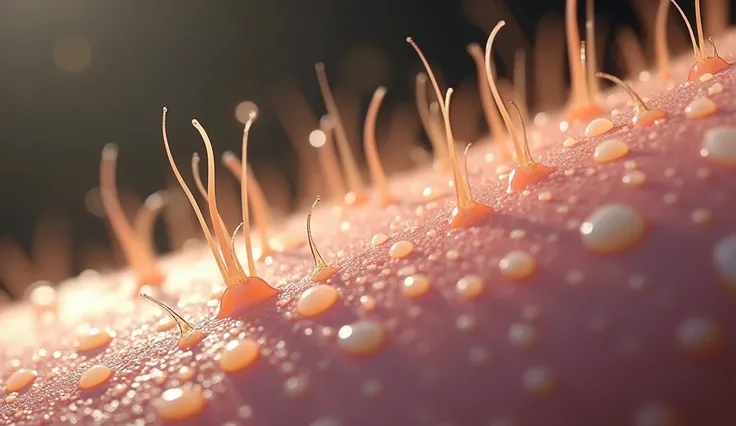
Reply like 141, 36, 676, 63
633, 109, 665, 127
688, 57, 730, 82
450, 203, 493, 228
567, 102, 604, 122
507, 163, 554, 193
215, 277, 280, 319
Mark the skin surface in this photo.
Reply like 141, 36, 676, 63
1, 27, 735, 426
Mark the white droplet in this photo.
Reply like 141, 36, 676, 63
580, 204, 646, 254
685, 97, 717, 118
699, 73, 713, 82
584, 118, 613, 138
708, 82, 725, 95
337, 320, 386, 355
563, 137, 579, 147
371, 233, 389, 246
700, 126, 736, 168
714, 233, 736, 287
594, 139, 629, 163
498, 251, 536, 280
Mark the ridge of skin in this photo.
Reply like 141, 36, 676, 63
1, 31, 736, 426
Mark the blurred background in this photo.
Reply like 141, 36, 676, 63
0, 0, 731, 297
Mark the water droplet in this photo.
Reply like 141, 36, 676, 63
509, 323, 538, 348
455, 275, 484, 300
6, 369, 37, 392
700, 126, 736, 168
154, 387, 207, 421
662, 192, 678, 205
685, 97, 717, 118
584, 118, 614, 138
76, 328, 113, 352
219, 339, 260, 373
371, 233, 389, 246
537, 191, 552, 201
26, 281, 57, 311
337, 320, 386, 355
708, 82, 724, 95
389, 240, 414, 258
402, 275, 430, 298
580, 204, 646, 254
594, 139, 629, 163
622, 170, 647, 187
690, 208, 712, 226
456, 314, 476, 331
284, 376, 309, 397
522, 366, 556, 396
177, 366, 195, 381
676, 317, 724, 359
510, 229, 527, 240
359, 295, 376, 311
498, 251, 536, 280
563, 137, 579, 147
565, 270, 585, 286
296, 285, 338, 317
445, 249, 461, 260
361, 378, 384, 397
79, 365, 113, 390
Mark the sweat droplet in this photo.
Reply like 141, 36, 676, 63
337, 320, 386, 355
676, 317, 724, 359
79, 365, 113, 390
371, 233, 389, 246
622, 170, 647, 187
402, 275, 430, 298
498, 251, 536, 280
219, 339, 259, 373
154, 387, 207, 421
389, 240, 414, 258
76, 328, 113, 352
713, 233, 736, 287
584, 118, 613, 137
455, 275, 484, 300
580, 204, 646, 254
685, 97, 717, 118
701, 127, 736, 168
6, 369, 37, 392
296, 285, 338, 317
594, 139, 629, 163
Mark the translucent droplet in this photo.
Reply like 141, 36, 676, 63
499, 251, 536, 280
79, 365, 113, 390
580, 204, 646, 254
337, 320, 386, 355
219, 339, 260, 373
389, 240, 414, 258
154, 387, 207, 421
296, 285, 338, 317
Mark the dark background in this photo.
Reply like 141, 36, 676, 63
0, 0, 727, 295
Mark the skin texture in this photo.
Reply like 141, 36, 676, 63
1, 28, 736, 426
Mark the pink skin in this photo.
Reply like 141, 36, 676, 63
1, 32, 736, 426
